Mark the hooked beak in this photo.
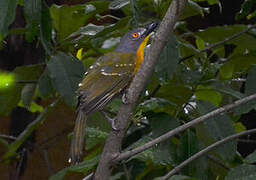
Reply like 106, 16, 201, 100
142, 22, 158, 37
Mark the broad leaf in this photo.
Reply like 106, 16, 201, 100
50, 1, 109, 41
178, 130, 208, 179
50, 155, 99, 180
150, 113, 180, 165
21, 84, 36, 108
155, 35, 179, 83
24, 0, 41, 41
245, 150, 256, 164
38, 69, 54, 98
0, 0, 18, 38
225, 164, 256, 180
197, 101, 237, 161
195, 85, 222, 107
47, 52, 85, 107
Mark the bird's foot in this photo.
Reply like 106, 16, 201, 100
122, 91, 129, 104
101, 111, 119, 131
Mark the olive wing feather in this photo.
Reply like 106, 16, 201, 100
77, 52, 136, 114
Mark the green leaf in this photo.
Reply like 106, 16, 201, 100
207, 0, 220, 5
0, 0, 18, 37
247, 10, 256, 20
234, 122, 246, 133
47, 52, 85, 107
127, 136, 154, 162
0, 71, 16, 90
50, 155, 99, 180
181, 0, 208, 19
0, 65, 43, 116
236, 0, 256, 20
195, 85, 222, 107
178, 130, 208, 178
23, 0, 41, 41
138, 97, 178, 116
50, 1, 109, 41
21, 84, 36, 108
150, 113, 180, 165
196, 25, 256, 56
85, 127, 108, 150
155, 35, 179, 83
14, 64, 44, 81
197, 101, 237, 161
220, 54, 256, 79
0, 78, 21, 116
212, 83, 245, 99
38, 69, 54, 98
195, 37, 205, 50
245, 65, 256, 95
245, 150, 256, 164
225, 164, 256, 180
40, 1, 53, 55
151, 113, 180, 138
155, 83, 193, 108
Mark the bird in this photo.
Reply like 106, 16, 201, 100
69, 22, 158, 165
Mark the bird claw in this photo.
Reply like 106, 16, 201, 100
122, 92, 128, 104
101, 111, 119, 131
111, 119, 119, 131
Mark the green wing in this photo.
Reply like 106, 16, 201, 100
77, 52, 136, 114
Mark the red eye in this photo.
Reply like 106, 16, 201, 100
132, 33, 139, 38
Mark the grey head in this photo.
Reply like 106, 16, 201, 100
115, 22, 158, 54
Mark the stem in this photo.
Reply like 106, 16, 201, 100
162, 128, 256, 179
179, 24, 256, 63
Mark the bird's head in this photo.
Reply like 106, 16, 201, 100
115, 22, 158, 54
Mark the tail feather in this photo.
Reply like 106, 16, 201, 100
69, 110, 87, 165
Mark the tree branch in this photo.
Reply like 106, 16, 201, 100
179, 24, 256, 63
162, 128, 256, 179
93, 0, 187, 179
115, 93, 256, 162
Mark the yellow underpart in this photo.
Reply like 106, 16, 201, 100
134, 35, 150, 75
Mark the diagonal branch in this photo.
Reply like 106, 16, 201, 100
115, 93, 256, 162
179, 24, 256, 63
93, 0, 187, 179
162, 128, 256, 179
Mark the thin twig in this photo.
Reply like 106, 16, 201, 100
115, 93, 256, 162
162, 128, 256, 179
0, 134, 17, 141
2, 98, 61, 161
179, 24, 256, 63
82, 172, 94, 180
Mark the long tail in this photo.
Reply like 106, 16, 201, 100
69, 110, 87, 165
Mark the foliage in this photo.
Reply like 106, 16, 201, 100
1, 0, 256, 179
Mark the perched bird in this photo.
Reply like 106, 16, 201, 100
69, 22, 158, 165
